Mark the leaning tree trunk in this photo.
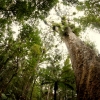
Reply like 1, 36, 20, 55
62, 27, 100, 100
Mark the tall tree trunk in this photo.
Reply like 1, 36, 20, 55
54, 82, 58, 100
62, 27, 100, 100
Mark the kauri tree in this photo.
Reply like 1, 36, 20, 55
53, 16, 100, 100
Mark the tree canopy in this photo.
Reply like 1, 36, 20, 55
76, 0, 100, 30
0, 0, 100, 100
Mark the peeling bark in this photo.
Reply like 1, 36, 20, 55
62, 27, 100, 100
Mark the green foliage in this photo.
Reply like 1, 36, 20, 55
84, 40, 98, 54
31, 44, 41, 55
0, 0, 59, 99
52, 16, 81, 37
76, 0, 100, 29
62, 0, 78, 5
0, 18, 8, 30
0, 23, 42, 100
0, 0, 58, 22
76, 2, 84, 11
39, 55, 76, 99
69, 24, 81, 36
61, 57, 75, 88
0, 0, 78, 100
1, 93, 7, 99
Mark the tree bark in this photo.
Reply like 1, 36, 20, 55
54, 81, 58, 100
62, 27, 100, 100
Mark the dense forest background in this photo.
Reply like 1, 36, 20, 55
0, 0, 100, 100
